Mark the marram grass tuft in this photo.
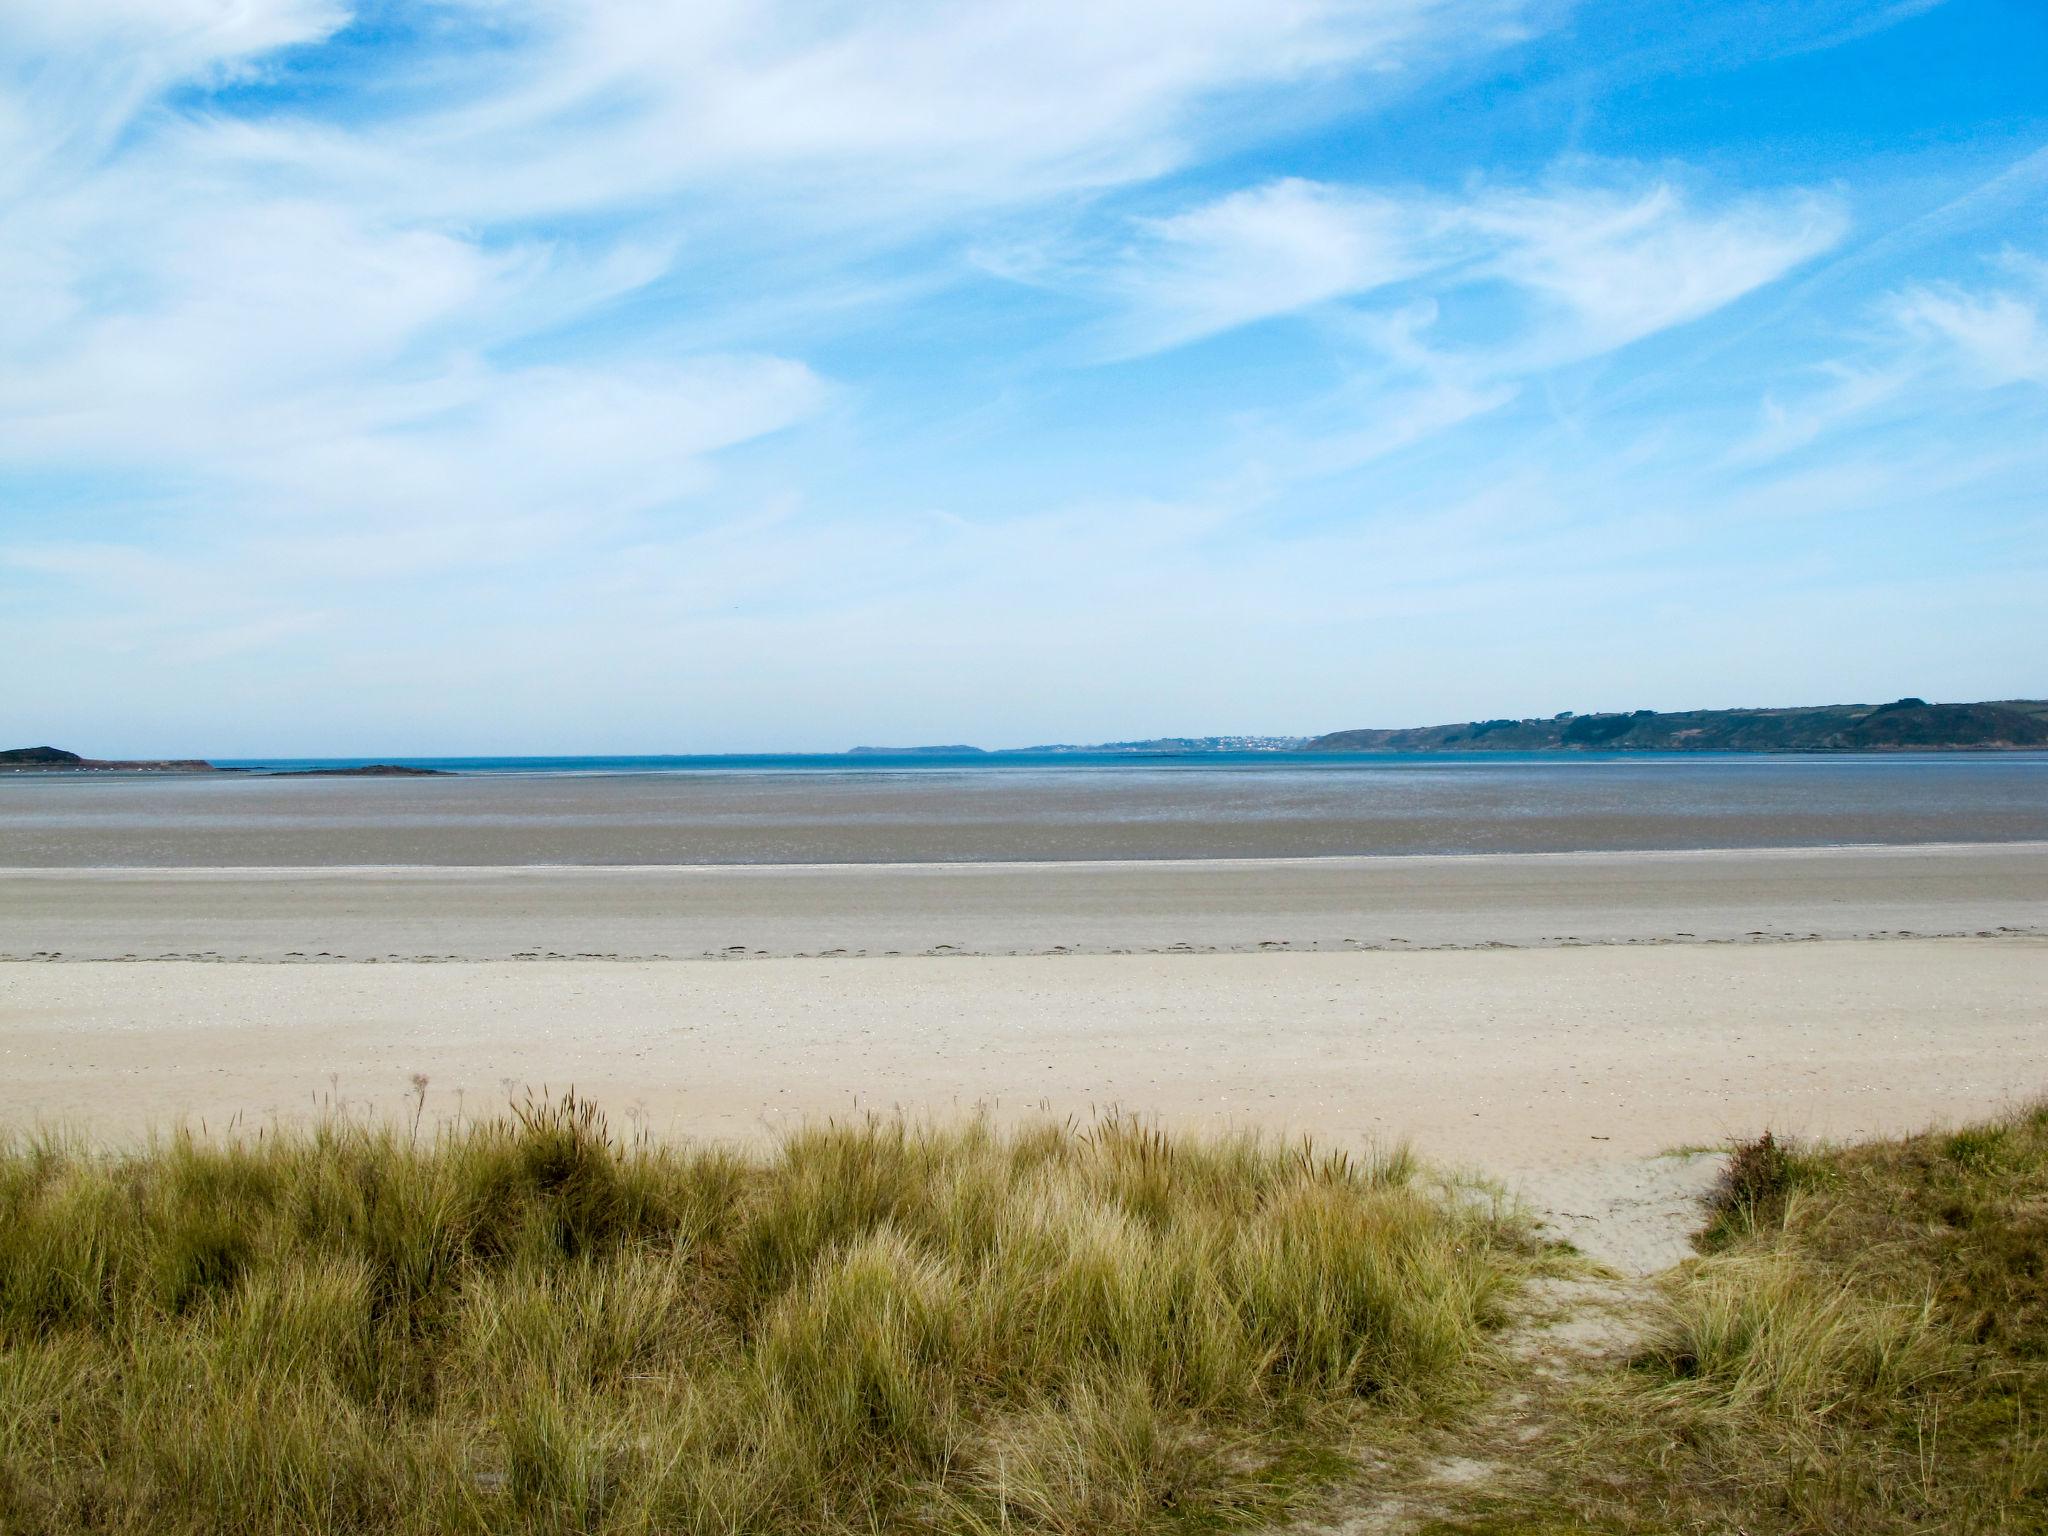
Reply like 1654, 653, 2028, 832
0, 1097, 1527, 1535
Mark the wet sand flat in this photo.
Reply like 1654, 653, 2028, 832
4, 755, 2046, 868
4, 842, 2044, 960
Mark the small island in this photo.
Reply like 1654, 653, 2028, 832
0, 746, 218, 773
2, 747, 446, 776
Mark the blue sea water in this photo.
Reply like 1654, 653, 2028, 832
209, 751, 1145, 774
205, 749, 2029, 775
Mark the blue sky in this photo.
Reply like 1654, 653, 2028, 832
2, 0, 2043, 754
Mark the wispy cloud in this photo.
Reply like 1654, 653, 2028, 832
182, 0, 1545, 224
1896, 257, 2048, 387
1085, 174, 1843, 366
1471, 182, 1847, 362
1071, 171, 1845, 481
1733, 362, 1913, 464
0, 0, 1544, 584
1100, 179, 1436, 355
1733, 251, 2048, 464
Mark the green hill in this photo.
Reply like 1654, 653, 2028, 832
1302, 697, 2048, 753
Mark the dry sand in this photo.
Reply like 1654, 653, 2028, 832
4, 931, 2043, 1271
10, 943, 2037, 1154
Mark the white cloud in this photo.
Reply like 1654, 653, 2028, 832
1092, 173, 1842, 370
13, 2, 1549, 687
175, 0, 1543, 229
0, 2, 873, 607
1471, 183, 1847, 362
0, 0, 347, 194
1085, 172, 1844, 478
6, 0, 345, 55
1733, 362, 1910, 463
1732, 252, 2048, 463
1896, 265, 2048, 387
0, 201, 497, 448
0, 167, 825, 567
1274, 377, 1520, 479
1103, 179, 1431, 354
0, 0, 1543, 590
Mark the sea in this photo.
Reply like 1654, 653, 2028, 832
3, 751, 2045, 867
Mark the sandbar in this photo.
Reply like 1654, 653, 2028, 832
4, 842, 2043, 961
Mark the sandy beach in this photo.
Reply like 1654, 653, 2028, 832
9, 936, 2040, 1150
5, 842, 2044, 1268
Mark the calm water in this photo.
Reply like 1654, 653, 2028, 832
2, 752, 2045, 866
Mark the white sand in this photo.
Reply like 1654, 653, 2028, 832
4, 936, 2042, 1271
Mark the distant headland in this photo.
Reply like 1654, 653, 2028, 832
1294, 697, 2048, 753
862, 698, 2048, 756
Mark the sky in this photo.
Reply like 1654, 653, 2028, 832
1, 0, 2044, 754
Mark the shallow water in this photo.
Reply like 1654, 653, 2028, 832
3, 753, 2044, 866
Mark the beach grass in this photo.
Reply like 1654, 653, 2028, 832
1440, 1103, 2048, 1534
0, 1097, 1527, 1535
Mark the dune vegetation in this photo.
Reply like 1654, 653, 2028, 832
7, 1093, 2045, 1535
1427, 1106, 2048, 1534
0, 1098, 1528, 1535
1598, 1106, 2048, 1532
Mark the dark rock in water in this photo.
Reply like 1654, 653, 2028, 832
847, 745, 988, 755
268, 764, 449, 777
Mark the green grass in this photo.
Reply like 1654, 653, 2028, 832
0, 1097, 1528, 1535
1499, 1104, 2048, 1534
